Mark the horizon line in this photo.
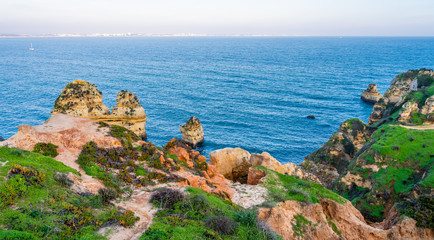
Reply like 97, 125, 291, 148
1, 33, 434, 38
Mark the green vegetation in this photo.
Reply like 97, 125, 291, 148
255, 166, 346, 204
76, 141, 183, 193
291, 214, 312, 238
0, 146, 139, 239
141, 187, 281, 240
336, 124, 433, 222
398, 195, 434, 228
32, 142, 59, 158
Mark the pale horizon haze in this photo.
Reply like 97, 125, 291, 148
1, 0, 434, 36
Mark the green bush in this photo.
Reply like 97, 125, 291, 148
234, 209, 257, 227
205, 216, 235, 235
150, 188, 185, 209
32, 143, 59, 158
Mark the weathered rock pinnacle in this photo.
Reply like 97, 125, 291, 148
179, 116, 204, 148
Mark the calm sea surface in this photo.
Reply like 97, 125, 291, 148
1, 37, 434, 164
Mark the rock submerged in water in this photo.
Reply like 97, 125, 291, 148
307, 115, 315, 119
51, 80, 147, 139
179, 117, 204, 148
361, 84, 383, 103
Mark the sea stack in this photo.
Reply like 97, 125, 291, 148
361, 84, 383, 103
179, 116, 204, 148
51, 80, 147, 139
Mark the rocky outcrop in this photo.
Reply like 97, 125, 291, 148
179, 117, 204, 148
421, 95, 434, 124
361, 84, 383, 103
209, 147, 251, 182
302, 119, 369, 188
52, 80, 147, 139
397, 101, 419, 123
209, 148, 310, 183
368, 99, 388, 125
0, 114, 122, 175
258, 199, 434, 240
368, 69, 434, 126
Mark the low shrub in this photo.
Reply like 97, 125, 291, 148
8, 164, 46, 185
32, 143, 59, 158
98, 188, 119, 204
53, 172, 73, 187
190, 194, 210, 212
117, 210, 139, 227
234, 209, 257, 227
150, 188, 184, 209
205, 216, 235, 235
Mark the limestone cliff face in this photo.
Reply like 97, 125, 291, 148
52, 80, 147, 139
104, 90, 147, 139
361, 84, 383, 103
179, 117, 204, 148
420, 95, 434, 124
258, 199, 433, 240
52, 80, 110, 118
368, 69, 434, 125
302, 119, 369, 188
397, 101, 419, 123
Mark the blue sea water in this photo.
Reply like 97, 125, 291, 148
1, 37, 434, 164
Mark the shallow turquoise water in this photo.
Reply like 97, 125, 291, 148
1, 37, 433, 164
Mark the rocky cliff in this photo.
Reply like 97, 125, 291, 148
52, 80, 147, 139
1, 71, 433, 240
179, 116, 204, 148
368, 69, 434, 126
302, 69, 434, 228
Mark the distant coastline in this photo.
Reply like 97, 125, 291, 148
2, 34, 434, 38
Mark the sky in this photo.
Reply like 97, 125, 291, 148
1, 0, 434, 36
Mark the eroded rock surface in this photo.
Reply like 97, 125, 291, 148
361, 84, 383, 103
52, 80, 147, 138
259, 199, 434, 240
368, 69, 434, 125
301, 119, 370, 188
179, 117, 204, 148
209, 148, 310, 183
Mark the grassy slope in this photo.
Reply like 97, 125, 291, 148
255, 166, 346, 205
339, 124, 433, 222
0, 147, 131, 240
141, 187, 281, 240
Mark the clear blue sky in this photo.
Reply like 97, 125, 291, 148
1, 0, 434, 36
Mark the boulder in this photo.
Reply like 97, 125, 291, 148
209, 148, 309, 183
209, 147, 251, 182
179, 117, 204, 148
361, 84, 383, 103
246, 167, 267, 185
52, 80, 147, 139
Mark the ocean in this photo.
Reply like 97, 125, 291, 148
1, 37, 433, 164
